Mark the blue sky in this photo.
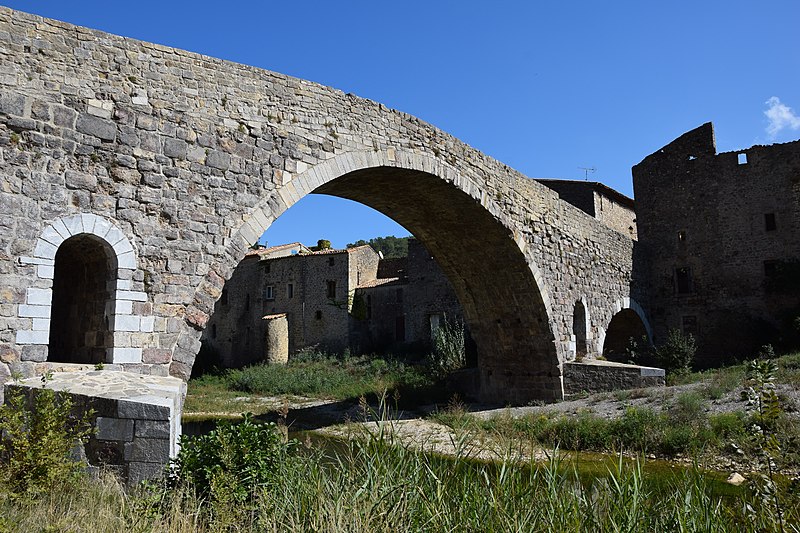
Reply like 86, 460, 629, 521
6, 1, 799, 248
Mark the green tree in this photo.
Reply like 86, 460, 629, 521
347, 235, 410, 258
310, 239, 332, 251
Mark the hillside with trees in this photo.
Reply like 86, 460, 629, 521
347, 235, 410, 258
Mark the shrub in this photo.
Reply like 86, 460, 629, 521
169, 413, 293, 506
0, 384, 94, 499
428, 319, 466, 377
654, 329, 696, 376
669, 391, 705, 426
612, 407, 661, 452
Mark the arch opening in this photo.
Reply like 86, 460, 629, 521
48, 234, 116, 364
312, 167, 558, 402
602, 308, 647, 362
190, 159, 563, 402
572, 301, 587, 360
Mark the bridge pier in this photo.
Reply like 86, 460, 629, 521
3, 371, 185, 487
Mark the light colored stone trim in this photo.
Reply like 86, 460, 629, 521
16, 213, 152, 364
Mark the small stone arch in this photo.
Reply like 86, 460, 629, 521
15, 214, 152, 364
570, 298, 589, 360
599, 298, 652, 361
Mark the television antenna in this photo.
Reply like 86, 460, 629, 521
578, 167, 596, 181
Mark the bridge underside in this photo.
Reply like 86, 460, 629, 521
316, 168, 561, 402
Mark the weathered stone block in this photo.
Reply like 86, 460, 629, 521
142, 348, 171, 364
65, 169, 97, 190
117, 399, 170, 420
128, 461, 164, 485
96, 416, 134, 441
124, 437, 170, 462
0, 92, 25, 116
206, 150, 230, 170
52, 105, 76, 128
76, 114, 116, 141
163, 138, 187, 159
135, 419, 170, 438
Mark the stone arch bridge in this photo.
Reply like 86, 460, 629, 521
0, 8, 647, 403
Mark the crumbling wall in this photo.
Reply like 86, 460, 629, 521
633, 122, 800, 364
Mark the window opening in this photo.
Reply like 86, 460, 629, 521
326, 280, 336, 298
765, 213, 776, 232
675, 267, 693, 294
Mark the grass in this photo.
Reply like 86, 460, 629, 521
184, 351, 436, 418
2, 423, 797, 532
432, 353, 800, 470
432, 402, 796, 466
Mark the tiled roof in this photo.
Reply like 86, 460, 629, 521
244, 242, 305, 257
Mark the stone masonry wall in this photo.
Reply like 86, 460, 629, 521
4, 371, 184, 486
0, 8, 640, 402
633, 123, 800, 365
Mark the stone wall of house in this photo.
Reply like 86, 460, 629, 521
403, 239, 466, 349
201, 255, 264, 368
0, 7, 642, 403
536, 179, 637, 239
633, 123, 800, 365
594, 193, 637, 240
203, 245, 380, 364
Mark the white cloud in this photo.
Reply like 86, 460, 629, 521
764, 96, 800, 138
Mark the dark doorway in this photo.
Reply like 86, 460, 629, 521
602, 309, 648, 362
394, 315, 406, 342
573, 301, 587, 359
48, 234, 115, 363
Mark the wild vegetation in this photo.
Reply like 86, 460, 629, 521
184, 349, 439, 417
434, 353, 800, 472
2, 397, 798, 532
3, 349, 799, 530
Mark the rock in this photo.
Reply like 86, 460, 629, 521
726, 472, 746, 486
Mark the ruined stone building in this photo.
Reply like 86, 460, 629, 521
633, 123, 800, 365
201, 238, 466, 368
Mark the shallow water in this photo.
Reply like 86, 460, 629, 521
182, 418, 743, 499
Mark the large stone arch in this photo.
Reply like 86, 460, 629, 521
172, 151, 561, 403
15, 214, 153, 365
0, 7, 643, 403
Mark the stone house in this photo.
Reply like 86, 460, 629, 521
201, 238, 466, 368
536, 179, 638, 239
352, 239, 467, 356
632, 123, 800, 365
